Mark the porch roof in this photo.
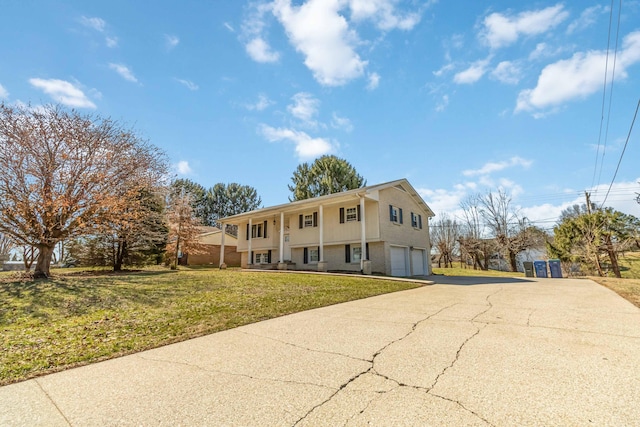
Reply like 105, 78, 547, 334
219, 178, 435, 224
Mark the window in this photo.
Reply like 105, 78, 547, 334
352, 245, 362, 263
345, 243, 368, 263
249, 221, 268, 238
254, 251, 271, 264
340, 206, 360, 223
299, 212, 318, 228
389, 205, 403, 224
310, 248, 319, 263
346, 207, 357, 222
304, 214, 314, 227
304, 247, 319, 264
251, 223, 262, 238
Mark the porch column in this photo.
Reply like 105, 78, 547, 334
317, 205, 328, 272
219, 223, 227, 269
279, 212, 285, 263
319, 205, 324, 262
247, 218, 252, 266
360, 196, 371, 274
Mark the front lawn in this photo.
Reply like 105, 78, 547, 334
0, 268, 421, 385
432, 266, 525, 278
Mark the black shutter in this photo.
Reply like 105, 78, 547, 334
313, 212, 318, 227
345, 244, 351, 263
389, 204, 393, 221
357, 205, 361, 221
340, 208, 345, 223
365, 243, 369, 261
399, 208, 403, 224
263, 220, 268, 238
303, 247, 308, 264
250, 251, 254, 264
418, 214, 422, 229
299, 214, 303, 229
268, 250, 272, 263
246, 224, 249, 240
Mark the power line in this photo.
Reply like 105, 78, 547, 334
601, 97, 640, 206
597, 0, 623, 188
592, 0, 617, 189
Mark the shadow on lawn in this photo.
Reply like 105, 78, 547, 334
428, 275, 535, 286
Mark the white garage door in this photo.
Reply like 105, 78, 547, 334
390, 246, 408, 277
411, 249, 425, 276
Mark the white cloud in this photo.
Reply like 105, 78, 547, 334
348, 0, 422, 31
287, 92, 320, 125
109, 63, 138, 83
165, 34, 180, 50
433, 63, 455, 77
245, 37, 280, 63
105, 36, 118, 48
176, 160, 192, 175
480, 4, 569, 49
176, 78, 199, 91
491, 61, 521, 85
80, 16, 106, 32
272, 0, 367, 86
517, 31, 640, 114
246, 94, 273, 111
367, 72, 380, 90
0, 83, 8, 99
453, 58, 490, 84
224, 22, 235, 32
418, 188, 465, 215
259, 124, 335, 161
463, 156, 533, 176
28, 78, 96, 109
435, 94, 449, 112
331, 112, 353, 132
567, 5, 604, 34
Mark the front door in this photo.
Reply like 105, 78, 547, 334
284, 234, 291, 261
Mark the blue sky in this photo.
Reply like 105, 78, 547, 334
1, 0, 639, 230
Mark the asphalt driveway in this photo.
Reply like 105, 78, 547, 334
2, 276, 639, 426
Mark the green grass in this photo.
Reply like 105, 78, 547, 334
591, 252, 640, 309
0, 267, 421, 385
432, 266, 525, 278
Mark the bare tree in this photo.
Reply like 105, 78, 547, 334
430, 213, 459, 268
0, 232, 15, 261
165, 190, 205, 268
458, 195, 495, 270
478, 190, 541, 272
0, 103, 168, 278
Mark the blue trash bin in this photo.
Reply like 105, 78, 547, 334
548, 259, 562, 278
533, 260, 548, 278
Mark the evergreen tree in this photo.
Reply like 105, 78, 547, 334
288, 155, 365, 201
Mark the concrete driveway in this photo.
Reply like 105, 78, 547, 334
2, 277, 640, 426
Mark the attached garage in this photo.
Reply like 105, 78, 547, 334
390, 246, 408, 277
411, 248, 426, 276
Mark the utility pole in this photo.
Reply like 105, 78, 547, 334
585, 191, 592, 214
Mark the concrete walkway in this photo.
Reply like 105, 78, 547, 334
2, 277, 640, 426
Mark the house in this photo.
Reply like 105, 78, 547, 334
217, 179, 435, 277
181, 226, 241, 267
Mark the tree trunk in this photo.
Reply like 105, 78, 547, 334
508, 249, 518, 272
33, 245, 54, 279
114, 240, 126, 272
604, 235, 621, 278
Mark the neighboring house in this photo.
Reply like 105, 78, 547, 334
182, 226, 241, 267
217, 179, 435, 277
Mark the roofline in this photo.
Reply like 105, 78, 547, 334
219, 178, 435, 223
